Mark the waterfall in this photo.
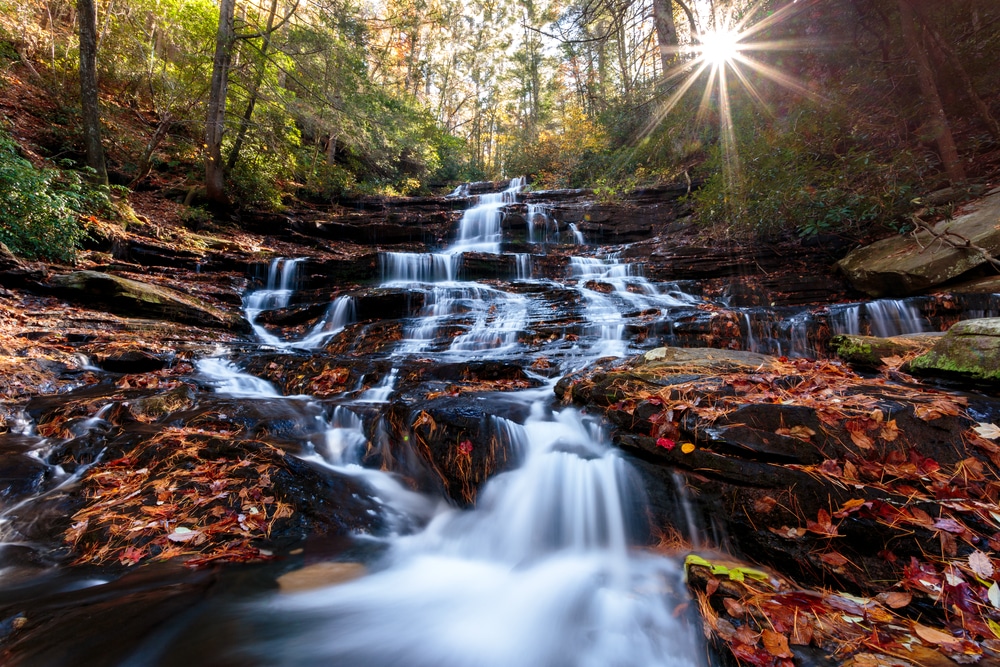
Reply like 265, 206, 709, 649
244, 258, 355, 349
249, 401, 701, 667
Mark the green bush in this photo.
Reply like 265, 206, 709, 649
0, 129, 110, 261
692, 105, 920, 238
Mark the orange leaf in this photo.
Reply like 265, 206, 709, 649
877, 591, 912, 609
913, 623, 959, 646
762, 629, 793, 658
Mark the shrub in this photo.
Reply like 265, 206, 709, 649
0, 129, 110, 261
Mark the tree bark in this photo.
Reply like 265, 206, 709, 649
652, 0, 678, 74
897, 0, 965, 183
77, 0, 107, 185
205, 0, 236, 205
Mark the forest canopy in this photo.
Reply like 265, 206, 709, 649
0, 0, 997, 242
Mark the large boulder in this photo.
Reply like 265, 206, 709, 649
909, 317, 1000, 382
837, 188, 1000, 296
50, 270, 247, 331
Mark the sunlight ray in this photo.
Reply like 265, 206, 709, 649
732, 53, 828, 103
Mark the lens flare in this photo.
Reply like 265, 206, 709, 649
637, 0, 828, 191
698, 29, 741, 66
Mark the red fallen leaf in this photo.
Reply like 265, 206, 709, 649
731, 642, 774, 667
754, 496, 778, 514
457, 440, 473, 456
656, 438, 676, 451
877, 591, 912, 608
819, 459, 843, 476
819, 551, 849, 567
806, 509, 839, 537
722, 598, 746, 618
119, 546, 146, 565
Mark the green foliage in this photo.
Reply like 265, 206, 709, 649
0, 128, 110, 261
692, 105, 921, 238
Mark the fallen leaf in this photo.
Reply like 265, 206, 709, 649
723, 598, 745, 617
913, 623, 959, 646
875, 591, 911, 609
656, 437, 675, 451
681, 442, 696, 454
969, 550, 995, 579
820, 551, 849, 567
754, 496, 778, 514
762, 629, 793, 658
989, 582, 1000, 609
974, 422, 1000, 440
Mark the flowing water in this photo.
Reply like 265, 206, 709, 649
10, 179, 1000, 665
192, 178, 701, 666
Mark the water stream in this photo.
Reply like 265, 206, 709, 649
193, 179, 702, 665
10, 178, 1000, 665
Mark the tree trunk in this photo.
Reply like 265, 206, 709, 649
77, 0, 107, 185
908, 1, 1000, 141
129, 114, 172, 188
652, 0, 678, 74
897, 0, 965, 183
227, 0, 279, 173
205, 0, 236, 205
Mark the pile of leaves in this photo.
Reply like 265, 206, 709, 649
686, 552, 997, 666
562, 350, 1000, 665
65, 422, 295, 568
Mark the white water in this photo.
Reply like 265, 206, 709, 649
203, 181, 703, 665
244, 259, 355, 349
829, 299, 927, 338
249, 395, 700, 667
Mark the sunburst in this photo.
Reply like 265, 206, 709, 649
642, 0, 827, 185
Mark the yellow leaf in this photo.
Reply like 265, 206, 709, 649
988, 619, 1000, 640
681, 442, 696, 454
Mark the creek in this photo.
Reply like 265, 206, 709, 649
2, 179, 998, 665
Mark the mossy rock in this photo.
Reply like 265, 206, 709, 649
829, 333, 938, 369
909, 318, 1000, 382
50, 270, 247, 332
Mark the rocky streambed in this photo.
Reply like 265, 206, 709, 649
1, 181, 1000, 666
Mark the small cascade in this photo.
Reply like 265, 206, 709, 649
828, 299, 926, 338
514, 253, 532, 280
293, 295, 356, 349
743, 313, 758, 354
245, 257, 303, 316
672, 471, 703, 550
197, 358, 282, 398
449, 292, 528, 353
244, 258, 355, 349
452, 177, 526, 254
446, 183, 470, 198
358, 369, 399, 403
251, 402, 700, 667
321, 406, 367, 465
866, 299, 927, 337
569, 223, 586, 245
381, 252, 459, 284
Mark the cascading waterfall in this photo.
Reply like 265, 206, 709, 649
245, 395, 700, 667
245, 258, 355, 349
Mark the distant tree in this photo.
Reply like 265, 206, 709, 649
77, 0, 107, 185
897, 0, 964, 183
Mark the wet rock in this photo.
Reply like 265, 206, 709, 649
838, 188, 1000, 296
909, 317, 1000, 382
559, 347, 989, 598
95, 348, 168, 374
0, 451, 48, 502
49, 271, 247, 332
829, 333, 939, 369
